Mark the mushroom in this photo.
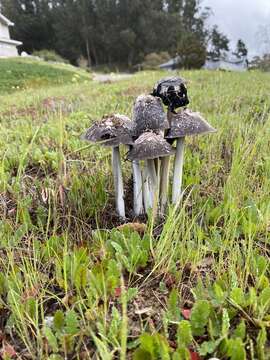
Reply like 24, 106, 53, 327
127, 132, 175, 211
151, 77, 189, 213
166, 109, 216, 204
152, 76, 189, 113
132, 94, 170, 212
82, 114, 133, 219
132, 94, 169, 136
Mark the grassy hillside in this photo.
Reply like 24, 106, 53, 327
0, 57, 90, 94
0, 69, 269, 359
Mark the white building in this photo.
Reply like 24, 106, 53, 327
0, 13, 22, 57
203, 53, 248, 72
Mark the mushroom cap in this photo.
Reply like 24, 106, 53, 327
82, 114, 134, 146
166, 109, 217, 139
133, 94, 169, 136
152, 76, 189, 111
127, 132, 175, 161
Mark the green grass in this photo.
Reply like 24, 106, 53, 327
0, 57, 90, 94
0, 67, 269, 359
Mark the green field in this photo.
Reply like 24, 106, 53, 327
0, 58, 90, 94
0, 60, 270, 359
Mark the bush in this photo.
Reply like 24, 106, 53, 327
32, 50, 68, 63
142, 52, 171, 70
250, 54, 270, 71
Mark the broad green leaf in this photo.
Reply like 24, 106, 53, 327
44, 326, 58, 353
133, 348, 152, 360
177, 320, 193, 347
233, 320, 246, 340
199, 339, 220, 356
140, 333, 155, 357
257, 326, 267, 360
212, 282, 226, 305
227, 338, 246, 360
230, 288, 246, 307
190, 300, 211, 336
172, 346, 190, 360
167, 289, 181, 322
258, 287, 270, 312
54, 310, 65, 331
65, 310, 79, 335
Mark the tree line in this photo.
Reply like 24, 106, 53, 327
1, 0, 248, 68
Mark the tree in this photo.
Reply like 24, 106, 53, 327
0, 0, 226, 69
208, 25, 230, 59
234, 39, 248, 58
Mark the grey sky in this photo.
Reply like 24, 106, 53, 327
203, 0, 270, 57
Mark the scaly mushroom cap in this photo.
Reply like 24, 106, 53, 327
152, 76, 189, 112
166, 109, 216, 139
133, 95, 169, 136
127, 132, 175, 161
82, 114, 134, 147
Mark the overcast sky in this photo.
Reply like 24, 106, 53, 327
203, 0, 270, 58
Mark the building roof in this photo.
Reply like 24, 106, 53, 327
159, 56, 181, 69
0, 13, 14, 27
0, 37, 22, 46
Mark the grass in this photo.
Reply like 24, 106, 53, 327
0, 63, 269, 359
0, 58, 90, 94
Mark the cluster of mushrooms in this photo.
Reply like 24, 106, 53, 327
82, 77, 216, 220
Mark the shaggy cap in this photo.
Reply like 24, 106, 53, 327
127, 132, 175, 161
82, 114, 134, 147
152, 76, 189, 112
133, 94, 169, 136
166, 109, 216, 139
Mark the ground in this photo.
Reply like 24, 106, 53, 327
0, 58, 269, 359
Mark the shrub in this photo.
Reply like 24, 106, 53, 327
142, 52, 171, 70
32, 50, 68, 63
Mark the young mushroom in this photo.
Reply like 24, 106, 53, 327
166, 109, 216, 204
82, 114, 133, 219
151, 76, 190, 213
132, 94, 169, 136
127, 132, 175, 212
132, 94, 170, 212
152, 76, 189, 113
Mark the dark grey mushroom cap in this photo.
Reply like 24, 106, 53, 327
166, 109, 217, 139
133, 94, 169, 136
127, 132, 175, 161
82, 114, 134, 147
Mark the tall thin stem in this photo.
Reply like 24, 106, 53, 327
142, 165, 151, 213
112, 146, 125, 219
172, 137, 185, 204
160, 156, 170, 214
132, 160, 144, 216
147, 159, 157, 208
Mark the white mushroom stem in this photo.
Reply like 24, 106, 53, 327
132, 160, 144, 216
172, 137, 185, 205
160, 156, 170, 214
112, 146, 125, 219
147, 159, 158, 208
142, 165, 151, 213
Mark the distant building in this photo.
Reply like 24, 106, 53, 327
0, 13, 22, 57
203, 54, 248, 72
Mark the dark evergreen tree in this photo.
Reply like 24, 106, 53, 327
0, 0, 226, 69
234, 39, 248, 58
208, 25, 230, 59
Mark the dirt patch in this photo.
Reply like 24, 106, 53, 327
93, 73, 133, 83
